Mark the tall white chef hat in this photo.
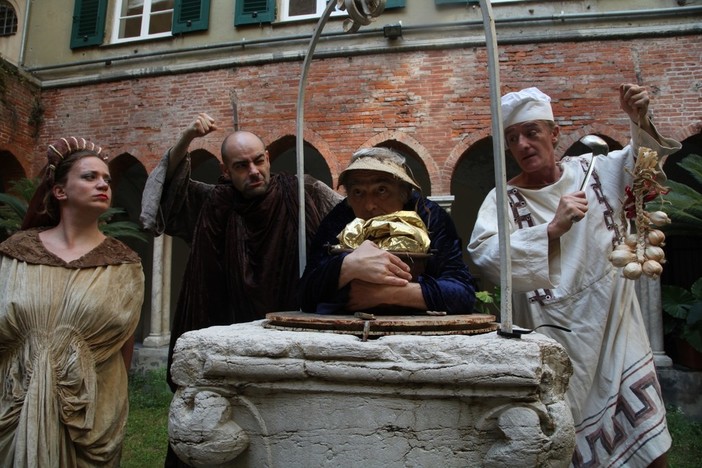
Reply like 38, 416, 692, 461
501, 87, 554, 128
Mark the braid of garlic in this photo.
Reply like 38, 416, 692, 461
635, 194, 647, 264
614, 147, 669, 280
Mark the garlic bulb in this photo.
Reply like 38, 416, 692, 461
623, 261, 643, 280
609, 249, 638, 267
647, 229, 666, 246
642, 260, 663, 279
644, 245, 665, 262
648, 211, 671, 226
614, 243, 635, 251
624, 234, 638, 248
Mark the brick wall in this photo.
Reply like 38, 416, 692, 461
28, 34, 702, 191
11, 34, 700, 343
0, 60, 40, 180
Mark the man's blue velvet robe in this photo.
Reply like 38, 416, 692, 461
299, 193, 476, 315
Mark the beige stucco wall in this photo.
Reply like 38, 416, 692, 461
18, 1, 701, 86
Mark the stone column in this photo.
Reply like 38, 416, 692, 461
143, 235, 171, 348
161, 235, 172, 339
636, 276, 672, 368
428, 194, 455, 215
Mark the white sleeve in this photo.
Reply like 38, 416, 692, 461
467, 189, 561, 293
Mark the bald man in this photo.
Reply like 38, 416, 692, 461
141, 114, 341, 466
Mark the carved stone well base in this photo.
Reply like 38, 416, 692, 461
169, 319, 575, 467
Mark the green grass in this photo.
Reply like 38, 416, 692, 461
122, 368, 172, 467
667, 405, 702, 467
121, 370, 702, 467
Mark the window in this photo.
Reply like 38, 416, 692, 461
112, 0, 174, 42
435, 0, 532, 4
71, 0, 209, 49
0, 1, 17, 36
280, 0, 405, 22
234, 0, 404, 27
280, 0, 344, 22
111, 0, 210, 42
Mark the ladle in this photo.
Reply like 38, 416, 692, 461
578, 135, 610, 191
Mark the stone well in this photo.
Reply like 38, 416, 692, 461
168, 316, 575, 467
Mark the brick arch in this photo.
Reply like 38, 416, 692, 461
0, 150, 29, 192
675, 121, 702, 142
107, 152, 153, 214
102, 151, 153, 344
360, 131, 441, 194
188, 148, 219, 166
266, 124, 341, 182
108, 151, 146, 176
445, 129, 494, 184
557, 123, 628, 155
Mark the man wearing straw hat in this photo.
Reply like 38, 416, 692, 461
468, 84, 680, 467
299, 146, 476, 315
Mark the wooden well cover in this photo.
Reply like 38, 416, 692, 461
264, 312, 498, 339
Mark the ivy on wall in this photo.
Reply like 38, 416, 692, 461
0, 58, 43, 139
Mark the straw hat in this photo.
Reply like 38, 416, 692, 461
338, 149, 420, 190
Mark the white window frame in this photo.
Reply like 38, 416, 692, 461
110, 0, 174, 44
280, 0, 347, 22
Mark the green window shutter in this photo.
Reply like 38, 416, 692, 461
173, 0, 210, 34
70, 0, 107, 49
385, 0, 406, 8
235, 0, 275, 26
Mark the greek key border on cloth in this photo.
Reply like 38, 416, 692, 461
571, 353, 668, 467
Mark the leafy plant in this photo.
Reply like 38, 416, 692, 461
99, 208, 149, 242
662, 278, 702, 353
652, 153, 702, 353
649, 153, 702, 236
474, 286, 501, 315
0, 178, 38, 240
0, 177, 147, 243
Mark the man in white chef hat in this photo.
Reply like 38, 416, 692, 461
468, 84, 681, 467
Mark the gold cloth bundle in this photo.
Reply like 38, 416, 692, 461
336, 211, 430, 253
